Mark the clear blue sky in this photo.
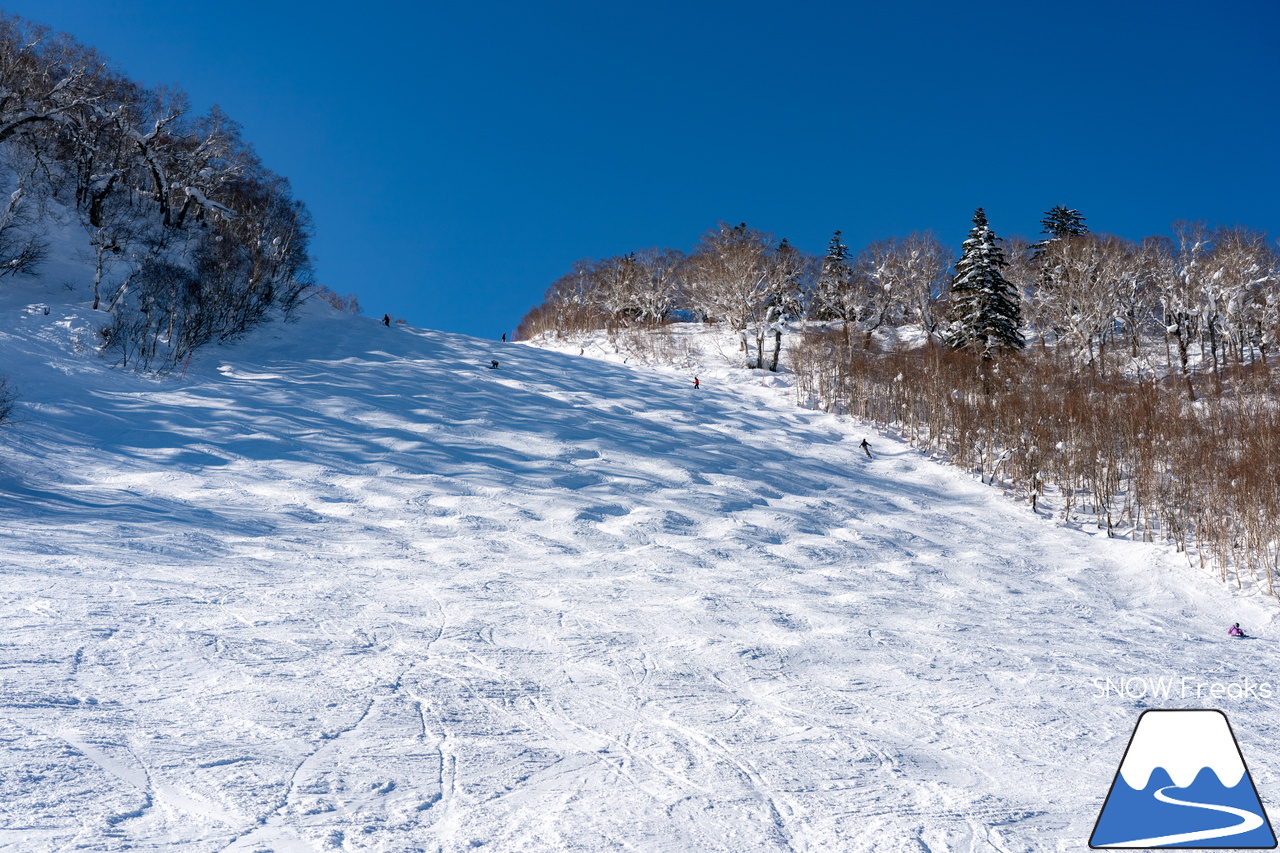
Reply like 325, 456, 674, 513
18, 0, 1280, 338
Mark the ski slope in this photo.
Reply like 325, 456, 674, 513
0, 294, 1276, 852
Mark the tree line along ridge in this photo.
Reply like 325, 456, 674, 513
518, 209, 1280, 597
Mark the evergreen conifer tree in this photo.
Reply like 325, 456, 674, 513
813, 231, 853, 322
761, 238, 806, 371
944, 208, 1025, 356
1032, 206, 1088, 262
1040, 205, 1088, 238
767, 238, 806, 323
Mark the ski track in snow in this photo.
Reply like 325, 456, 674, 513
1, 297, 1277, 851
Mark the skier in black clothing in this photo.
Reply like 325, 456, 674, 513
860, 438, 872, 458
383, 313, 391, 327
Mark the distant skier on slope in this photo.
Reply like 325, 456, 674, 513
1228, 622, 1247, 638
383, 313, 391, 327
693, 376, 700, 390
860, 438, 872, 459
488, 360, 499, 369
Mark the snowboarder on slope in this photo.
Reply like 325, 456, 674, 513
1228, 622, 1247, 638
383, 313, 391, 327
860, 438, 872, 459
488, 360, 499, 369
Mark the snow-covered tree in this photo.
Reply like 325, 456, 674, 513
1217, 227, 1277, 367
0, 16, 103, 148
685, 222, 775, 366
1096, 235, 1149, 359
856, 238, 903, 345
1231, 232, 1280, 364
760, 237, 811, 371
1004, 234, 1048, 346
855, 234, 948, 346
944, 208, 1024, 356
1145, 234, 1198, 399
766, 238, 807, 321
812, 230, 861, 330
1032, 206, 1088, 262
0, 12, 317, 370
0, 147, 46, 277
1030, 233, 1139, 370
1029, 206, 1091, 339
892, 231, 950, 344
632, 247, 685, 325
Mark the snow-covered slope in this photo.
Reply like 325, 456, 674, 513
1, 291, 1276, 852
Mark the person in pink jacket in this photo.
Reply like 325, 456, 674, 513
1228, 622, 1247, 638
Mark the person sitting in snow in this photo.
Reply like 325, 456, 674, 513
1228, 622, 1247, 638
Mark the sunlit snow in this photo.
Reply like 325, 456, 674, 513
0, 290, 1276, 851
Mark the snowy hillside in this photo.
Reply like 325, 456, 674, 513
1, 290, 1277, 852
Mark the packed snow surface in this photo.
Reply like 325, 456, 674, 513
1, 294, 1277, 852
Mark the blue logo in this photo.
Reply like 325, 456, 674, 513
1091, 709, 1276, 848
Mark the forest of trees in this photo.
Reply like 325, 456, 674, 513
0, 12, 316, 374
518, 208, 1280, 595
518, 208, 1280, 386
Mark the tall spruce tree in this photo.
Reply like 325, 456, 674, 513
1032, 205, 1088, 262
944, 208, 1025, 356
1040, 205, 1088, 238
813, 230, 854, 323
